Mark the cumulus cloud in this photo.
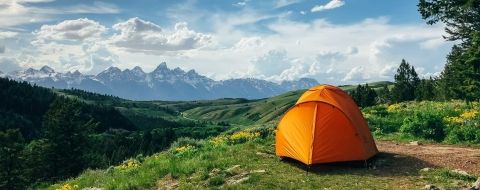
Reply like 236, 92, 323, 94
232, 37, 264, 51
343, 66, 367, 82
311, 0, 345, 12
110, 17, 212, 54
249, 49, 293, 78
33, 18, 106, 43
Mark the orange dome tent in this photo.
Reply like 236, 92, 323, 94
275, 85, 378, 165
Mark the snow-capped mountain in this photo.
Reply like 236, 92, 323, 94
2, 63, 319, 100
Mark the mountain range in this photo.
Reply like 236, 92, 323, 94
0, 62, 318, 100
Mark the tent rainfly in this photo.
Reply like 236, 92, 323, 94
275, 85, 378, 165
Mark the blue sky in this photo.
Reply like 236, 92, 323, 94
0, 0, 452, 84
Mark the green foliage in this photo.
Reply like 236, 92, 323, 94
419, 0, 480, 101
208, 176, 225, 186
446, 125, 480, 144
418, 0, 480, 43
400, 112, 445, 142
364, 101, 480, 144
391, 59, 420, 102
415, 77, 436, 101
0, 129, 26, 190
349, 84, 378, 107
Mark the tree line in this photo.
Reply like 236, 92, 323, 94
0, 78, 225, 189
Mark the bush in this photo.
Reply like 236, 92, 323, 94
208, 176, 225, 186
445, 125, 480, 144
400, 112, 445, 141
169, 137, 203, 151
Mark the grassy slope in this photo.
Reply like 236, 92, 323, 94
48, 131, 477, 190
183, 81, 393, 125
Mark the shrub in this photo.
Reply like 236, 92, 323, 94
169, 137, 203, 151
445, 125, 480, 144
400, 112, 445, 141
208, 176, 225, 186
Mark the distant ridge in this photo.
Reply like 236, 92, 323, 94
3, 63, 319, 101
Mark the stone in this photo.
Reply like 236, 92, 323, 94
409, 141, 422, 146
424, 184, 440, 190
451, 169, 469, 176
225, 165, 242, 174
157, 174, 179, 190
420, 168, 431, 172
250, 169, 266, 173
256, 152, 274, 158
471, 177, 480, 190
225, 172, 250, 185
209, 168, 221, 176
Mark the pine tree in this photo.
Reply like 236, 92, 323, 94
419, 0, 480, 101
0, 129, 26, 190
42, 98, 95, 180
391, 59, 419, 102
415, 77, 436, 101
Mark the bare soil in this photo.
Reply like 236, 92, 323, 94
377, 141, 480, 175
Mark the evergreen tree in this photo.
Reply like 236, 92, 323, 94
350, 84, 378, 107
42, 98, 96, 180
391, 59, 420, 102
377, 85, 392, 104
0, 129, 26, 190
415, 77, 436, 101
419, 0, 480, 101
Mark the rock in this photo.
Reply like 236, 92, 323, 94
250, 169, 266, 173
451, 169, 470, 176
225, 165, 242, 174
157, 174, 179, 190
225, 165, 240, 173
471, 178, 480, 190
225, 172, 249, 185
409, 141, 422, 146
420, 168, 431, 172
256, 152, 274, 158
209, 168, 221, 176
424, 184, 440, 190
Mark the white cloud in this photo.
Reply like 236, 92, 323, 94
61, 2, 120, 14
33, 18, 106, 42
0, 1, 119, 28
0, 57, 22, 72
343, 66, 366, 82
311, 0, 345, 12
0, 31, 19, 39
275, 0, 302, 8
110, 18, 212, 54
232, 37, 265, 51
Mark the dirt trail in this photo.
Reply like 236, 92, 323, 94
377, 141, 480, 175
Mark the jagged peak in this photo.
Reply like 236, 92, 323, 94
154, 62, 168, 71
105, 66, 121, 73
73, 70, 82, 75
132, 66, 144, 73
186, 69, 198, 75
40, 65, 55, 73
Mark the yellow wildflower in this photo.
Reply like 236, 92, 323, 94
115, 159, 140, 170
56, 184, 78, 190
175, 145, 194, 154
460, 110, 478, 119
387, 104, 401, 112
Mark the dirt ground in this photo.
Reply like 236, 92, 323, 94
377, 141, 480, 175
